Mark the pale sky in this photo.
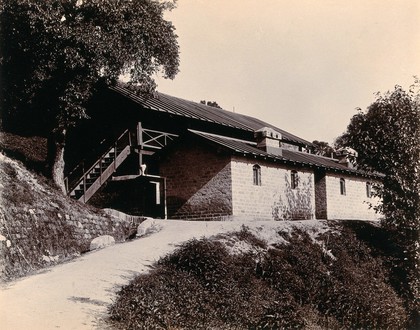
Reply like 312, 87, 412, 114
155, 0, 420, 144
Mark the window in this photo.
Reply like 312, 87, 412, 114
366, 182, 372, 198
340, 178, 346, 195
253, 164, 261, 186
291, 170, 298, 189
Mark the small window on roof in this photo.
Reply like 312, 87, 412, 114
340, 178, 346, 195
253, 164, 261, 186
291, 170, 298, 189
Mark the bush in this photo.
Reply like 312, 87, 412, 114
109, 223, 409, 329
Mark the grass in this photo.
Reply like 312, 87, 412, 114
0, 150, 130, 281
108, 223, 410, 329
0, 131, 47, 173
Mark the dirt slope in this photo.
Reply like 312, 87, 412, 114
0, 152, 129, 280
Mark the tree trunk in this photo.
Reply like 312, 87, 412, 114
47, 128, 67, 194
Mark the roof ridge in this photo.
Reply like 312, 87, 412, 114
188, 129, 257, 145
111, 85, 313, 146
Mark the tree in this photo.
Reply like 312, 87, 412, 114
312, 140, 334, 157
0, 0, 179, 192
200, 100, 223, 109
336, 81, 420, 324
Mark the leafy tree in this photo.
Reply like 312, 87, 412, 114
200, 100, 223, 109
0, 0, 179, 192
336, 81, 420, 324
312, 140, 334, 157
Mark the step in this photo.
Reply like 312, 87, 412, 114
86, 177, 97, 185
70, 189, 84, 199
87, 173, 99, 180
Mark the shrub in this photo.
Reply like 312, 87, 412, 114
233, 225, 267, 249
320, 224, 409, 329
109, 224, 409, 329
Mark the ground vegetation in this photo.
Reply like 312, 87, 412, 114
109, 223, 409, 329
335, 80, 420, 324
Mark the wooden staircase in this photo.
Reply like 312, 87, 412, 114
65, 124, 178, 204
67, 129, 131, 203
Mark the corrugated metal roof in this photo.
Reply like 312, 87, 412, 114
189, 130, 371, 176
110, 85, 312, 146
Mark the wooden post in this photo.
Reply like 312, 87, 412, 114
137, 122, 143, 175
163, 177, 167, 220
114, 142, 117, 171
83, 174, 87, 203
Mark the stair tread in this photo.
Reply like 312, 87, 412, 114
67, 140, 131, 202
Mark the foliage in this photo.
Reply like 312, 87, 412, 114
0, 153, 130, 281
0, 0, 179, 188
200, 100, 223, 109
233, 224, 267, 249
1, 0, 179, 134
312, 140, 334, 157
0, 131, 47, 173
335, 81, 420, 321
272, 173, 313, 220
109, 223, 409, 329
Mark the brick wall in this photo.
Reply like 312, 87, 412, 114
230, 156, 316, 221
325, 173, 381, 220
159, 140, 233, 220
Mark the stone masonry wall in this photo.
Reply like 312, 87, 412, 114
315, 172, 328, 219
325, 173, 381, 220
0, 203, 132, 281
159, 140, 233, 220
0, 153, 133, 281
230, 156, 316, 221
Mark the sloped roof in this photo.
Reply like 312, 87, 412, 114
110, 85, 312, 146
189, 130, 375, 176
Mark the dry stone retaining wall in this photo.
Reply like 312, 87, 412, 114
0, 203, 131, 280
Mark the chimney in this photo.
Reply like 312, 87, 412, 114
254, 127, 283, 156
335, 147, 358, 168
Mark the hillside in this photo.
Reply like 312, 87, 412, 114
0, 135, 413, 329
0, 151, 132, 281
0, 217, 411, 329
109, 221, 410, 329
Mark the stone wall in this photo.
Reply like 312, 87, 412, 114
0, 152, 134, 281
0, 203, 132, 280
159, 142, 380, 222
314, 171, 328, 219
325, 173, 381, 220
230, 156, 316, 221
159, 140, 233, 220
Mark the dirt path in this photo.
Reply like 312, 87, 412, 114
0, 220, 257, 330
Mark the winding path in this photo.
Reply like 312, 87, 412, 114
0, 221, 256, 329
0, 220, 326, 329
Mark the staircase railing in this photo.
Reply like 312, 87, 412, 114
66, 129, 131, 202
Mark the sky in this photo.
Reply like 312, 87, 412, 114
154, 0, 420, 144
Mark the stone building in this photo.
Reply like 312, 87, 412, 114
65, 85, 381, 221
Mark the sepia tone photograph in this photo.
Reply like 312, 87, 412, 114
0, 0, 419, 329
